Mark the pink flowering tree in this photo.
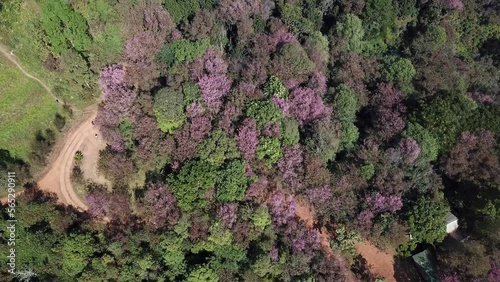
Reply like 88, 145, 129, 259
371, 83, 407, 141
142, 183, 180, 230
288, 87, 332, 124
387, 138, 422, 164
308, 71, 327, 96
278, 145, 304, 192
217, 203, 238, 228
123, 31, 164, 89
268, 190, 297, 227
440, 0, 464, 10
191, 48, 232, 113
236, 118, 259, 160
95, 65, 136, 152
218, 0, 260, 24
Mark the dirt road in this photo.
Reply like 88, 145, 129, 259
355, 241, 396, 281
295, 200, 358, 282
38, 112, 106, 211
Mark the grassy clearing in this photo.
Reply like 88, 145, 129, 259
0, 0, 96, 109
0, 55, 60, 160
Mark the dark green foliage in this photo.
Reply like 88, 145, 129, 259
336, 14, 365, 53
38, 0, 92, 55
382, 56, 416, 83
182, 82, 200, 104
282, 118, 300, 145
414, 93, 476, 152
333, 84, 360, 150
246, 101, 283, 127
157, 39, 210, 67
163, 0, 200, 23
256, 137, 282, 166
401, 198, 448, 254
403, 122, 440, 162
363, 0, 398, 43
62, 234, 97, 277
53, 113, 66, 131
168, 160, 218, 211
271, 43, 316, 81
198, 129, 239, 167
264, 76, 288, 99
279, 2, 315, 35
216, 160, 249, 202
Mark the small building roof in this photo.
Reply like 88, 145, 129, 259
412, 249, 440, 282
445, 212, 458, 225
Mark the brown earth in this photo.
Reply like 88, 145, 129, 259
355, 241, 396, 282
295, 200, 358, 282
37, 112, 107, 211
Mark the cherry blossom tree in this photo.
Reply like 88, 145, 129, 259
236, 118, 259, 160
142, 183, 180, 229
278, 145, 304, 192
371, 83, 407, 141
288, 87, 332, 124
191, 48, 232, 113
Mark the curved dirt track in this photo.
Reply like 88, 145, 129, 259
38, 112, 105, 211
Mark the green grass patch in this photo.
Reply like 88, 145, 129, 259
0, 55, 60, 160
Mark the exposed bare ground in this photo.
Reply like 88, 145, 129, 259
37, 112, 107, 211
295, 200, 358, 282
355, 241, 396, 282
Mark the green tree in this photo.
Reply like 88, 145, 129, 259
62, 234, 96, 278
264, 76, 288, 99
39, 0, 92, 55
256, 137, 283, 166
216, 160, 249, 202
404, 198, 448, 253
279, 2, 314, 35
246, 101, 283, 128
415, 93, 475, 152
272, 43, 316, 81
282, 118, 300, 145
382, 57, 416, 83
182, 82, 200, 105
363, 0, 398, 43
153, 88, 186, 133
163, 0, 200, 24
251, 206, 272, 231
168, 160, 218, 211
198, 129, 240, 167
186, 265, 219, 282
304, 31, 330, 67
157, 39, 210, 67
403, 122, 440, 162
334, 84, 359, 122
157, 233, 187, 280
336, 14, 365, 53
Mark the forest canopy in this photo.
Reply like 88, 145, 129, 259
1, 0, 500, 281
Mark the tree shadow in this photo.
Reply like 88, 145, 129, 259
351, 254, 371, 281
